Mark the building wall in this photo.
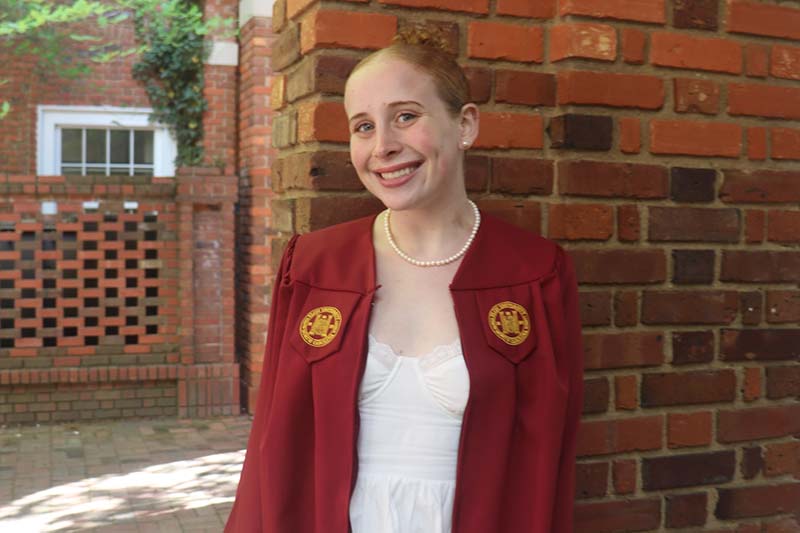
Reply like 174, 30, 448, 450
0, 18, 148, 175
0, 0, 242, 421
265, 0, 800, 531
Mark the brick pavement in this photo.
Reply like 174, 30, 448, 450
0, 416, 252, 532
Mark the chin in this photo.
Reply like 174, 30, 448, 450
362, 180, 417, 212
373, 194, 415, 212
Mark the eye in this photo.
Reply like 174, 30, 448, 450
397, 112, 418, 123
354, 122, 373, 134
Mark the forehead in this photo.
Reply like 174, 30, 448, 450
344, 57, 441, 116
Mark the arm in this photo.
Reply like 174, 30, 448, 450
551, 246, 585, 533
225, 235, 298, 533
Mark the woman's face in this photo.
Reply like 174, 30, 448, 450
344, 56, 477, 212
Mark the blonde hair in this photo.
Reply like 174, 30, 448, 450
348, 25, 470, 117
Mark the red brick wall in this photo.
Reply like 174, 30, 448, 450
203, 65, 239, 172
0, 1, 242, 422
236, 14, 282, 412
268, 0, 800, 530
1, 380, 178, 422
0, 19, 148, 175
203, 0, 240, 172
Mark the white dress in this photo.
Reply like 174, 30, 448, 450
348, 335, 471, 533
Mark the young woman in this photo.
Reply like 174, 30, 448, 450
226, 27, 584, 533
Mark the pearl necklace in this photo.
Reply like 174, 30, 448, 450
383, 200, 481, 267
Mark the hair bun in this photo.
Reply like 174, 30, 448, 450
393, 25, 451, 54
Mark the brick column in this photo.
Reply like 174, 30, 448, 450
236, 0, 286, 412
176, 170, 240, 417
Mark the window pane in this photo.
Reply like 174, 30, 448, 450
134, 131, 154, 164
109, 165, 130, 176
86, 129, 106, 164
62, 166, 82, 175
86, 167, 107, 175
133, 168, 154, 176
110, 130, 130, 164
61, 129, 82, 163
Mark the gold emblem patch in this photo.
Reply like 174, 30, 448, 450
299, 306, 342, 347
488, 301, 531, 346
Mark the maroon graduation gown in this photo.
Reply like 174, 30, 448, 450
225, 210, 584, 533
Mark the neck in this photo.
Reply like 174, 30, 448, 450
386, 194, 475, 261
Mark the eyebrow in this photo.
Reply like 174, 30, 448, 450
347, 100, 424, 123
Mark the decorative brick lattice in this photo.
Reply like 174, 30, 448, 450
0, 201, 176, 363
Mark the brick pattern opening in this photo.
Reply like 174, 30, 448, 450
0, 201, 173, 361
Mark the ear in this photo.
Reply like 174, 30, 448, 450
458, 103, 479, 150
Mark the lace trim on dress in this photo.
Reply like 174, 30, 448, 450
367, 334, 462, 371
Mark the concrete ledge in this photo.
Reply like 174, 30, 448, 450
207, 41, 239, 66
239, 0, 274, 27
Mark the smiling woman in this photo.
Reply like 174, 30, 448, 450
226, 25, 584, 533
344, 30, 478, 219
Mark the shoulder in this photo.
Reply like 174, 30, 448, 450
454, 211, 562, 288
288, 214, 377, 291
293, 214, 374, 255
482, 211, 560, 262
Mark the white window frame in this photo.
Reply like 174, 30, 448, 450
37, 105, 177, 177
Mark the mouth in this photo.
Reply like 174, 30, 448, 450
379, 166, 417, 180
373, 161, 423, 181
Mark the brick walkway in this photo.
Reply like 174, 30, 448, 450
0, 416, 252, 532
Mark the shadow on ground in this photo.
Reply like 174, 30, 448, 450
0, 417, 251, 532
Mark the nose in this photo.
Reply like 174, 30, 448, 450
372, 126, 400, 159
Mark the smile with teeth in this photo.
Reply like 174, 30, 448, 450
378, 164, 420, 180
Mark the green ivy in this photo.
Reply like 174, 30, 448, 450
126, 0, 232, 168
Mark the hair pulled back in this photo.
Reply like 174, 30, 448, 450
348, 25, 471, 117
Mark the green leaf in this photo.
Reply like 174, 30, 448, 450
106, 12, 130, 24
68, 33, 101, 42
